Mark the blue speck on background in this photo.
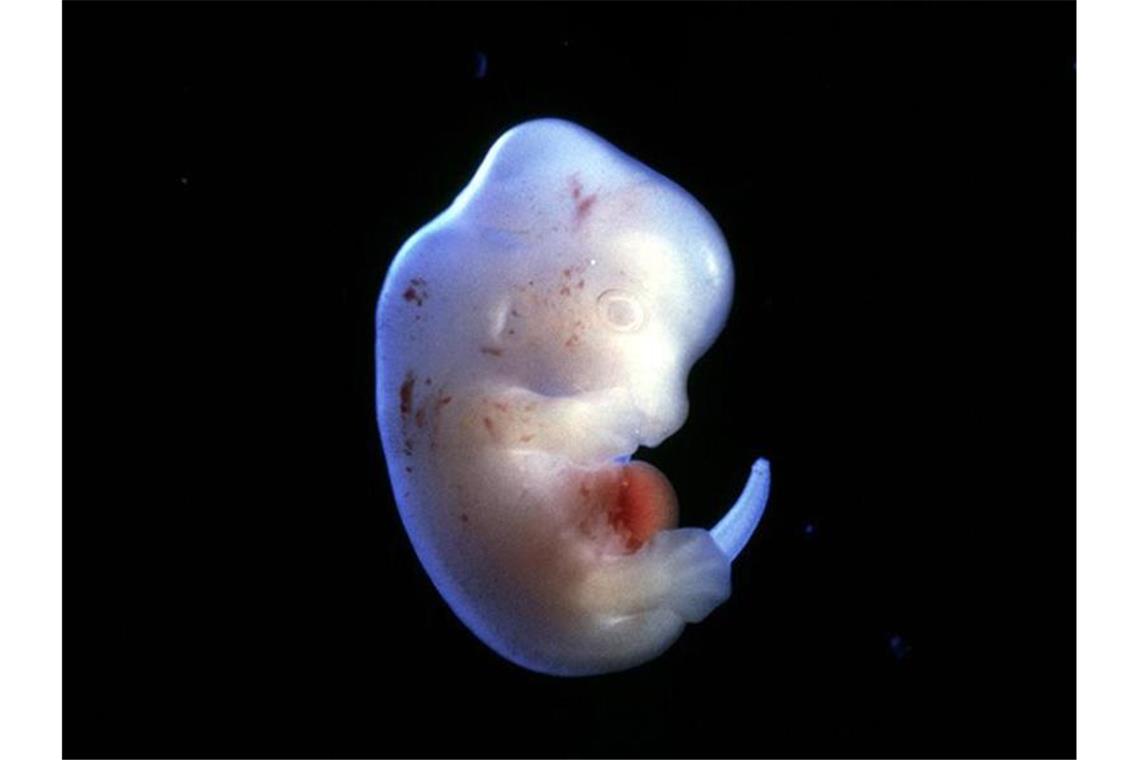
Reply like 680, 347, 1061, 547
889, 634, 912, 661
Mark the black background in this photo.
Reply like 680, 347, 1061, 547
67, 2, 1075, 758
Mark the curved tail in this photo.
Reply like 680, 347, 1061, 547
710, 458, 771, 562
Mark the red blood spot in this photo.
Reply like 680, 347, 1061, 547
399, 373, 415, 416
482, 417, 494, 432
563, 268, 573, 278
568, 175, 597, 222
403, 279, 426, 306
577, 279, 585, 289
559, 285, 571, 296
575, 193, 597, 220
520, 433, 534, 442
493, 401, 509, 412
438, 396, 452, 406
414, 406, 427, 428
480, 346, 503, 357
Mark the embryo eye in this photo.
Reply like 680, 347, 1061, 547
596, 289, 645, 332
